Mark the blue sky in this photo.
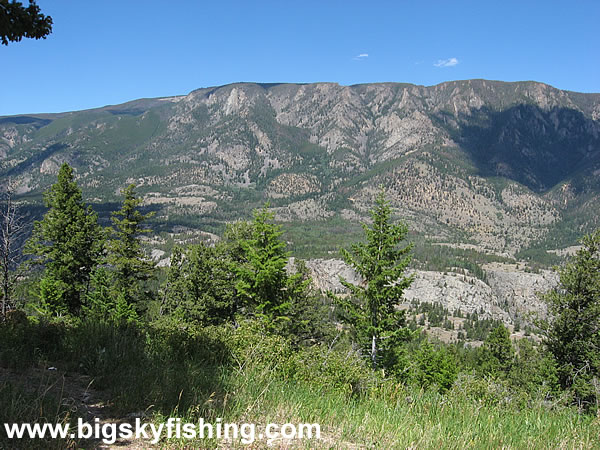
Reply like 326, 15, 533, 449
1, 0, 598, 115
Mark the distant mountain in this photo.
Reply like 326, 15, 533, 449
2, 80, 600, 259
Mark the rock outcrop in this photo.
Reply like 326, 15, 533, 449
304, 258, 557, 324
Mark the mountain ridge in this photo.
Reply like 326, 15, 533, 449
1, 79, 599, 261
7, 78, 599, 119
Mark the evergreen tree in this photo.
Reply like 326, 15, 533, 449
160, 245, 185, 316
106, 184, 155, 307
234, 206, 296, 326
161, 243, 236, 325
83, 266, 138, 325
223, 219, 254, 263
37, 273, 68, 317
480, 324, 514, 376
509, 339, 559, 396
544, 229, 600, 410
330, 188, 413, 370
281, 259, 335, 346
25, 163, 104, 314
161, 218, 330, 341
412, 340, 459, 392
230, 205, 317, 334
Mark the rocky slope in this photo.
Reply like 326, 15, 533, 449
304, 258, 556, 326
1, 79, 599, 269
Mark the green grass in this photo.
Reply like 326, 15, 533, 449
0, 374, 79, 449
1, 316, 598, 449
224, 380, 597, 449
163, 342, 599, 449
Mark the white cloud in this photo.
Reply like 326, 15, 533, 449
353, 53, 369, 60
434, 57, 459, 67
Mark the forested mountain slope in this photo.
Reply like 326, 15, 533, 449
2, 80, 600, 258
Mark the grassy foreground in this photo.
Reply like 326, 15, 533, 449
214, 376, 598, 449
1, 318, 598, 449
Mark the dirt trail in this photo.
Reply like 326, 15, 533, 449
0, 367, 156, 449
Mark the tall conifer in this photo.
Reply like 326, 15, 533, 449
26, 163, 104, 314
331, 188, 413, 370
106, 184, 155, 307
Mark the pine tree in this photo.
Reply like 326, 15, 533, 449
508, 339, 558, 396
161, 243, 237, 325
234, 206, 298, 327
330, 188, 413, 370
480, 324, 514, 376
83, 266, 138, 325
544, 228, 600, 410
226, 205, 318, 334
106, 184, 155, 307
25, 163, 104, 314
160, 245, 185, 316
413, 340, 459, 392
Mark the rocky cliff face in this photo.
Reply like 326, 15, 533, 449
304, 258, 556, 325
1, 80, 599, 261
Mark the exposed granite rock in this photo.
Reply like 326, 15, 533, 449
303, 258, 557, 324
402, 270, 511, 322
484, 263, 558, 320
3, 80, 599, 260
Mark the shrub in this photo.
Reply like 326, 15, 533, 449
411, 340, 459, 392
284, 343, 376, 396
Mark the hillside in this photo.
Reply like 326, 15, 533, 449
2, 78, 600, 448
2, 80, 599, 259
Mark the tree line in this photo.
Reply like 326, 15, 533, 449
1, 162, 599, 413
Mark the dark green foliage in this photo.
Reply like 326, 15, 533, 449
83, 266, 138, 325
0, 0, 52, 45
25, 163, 105, 314
509, 339, 559, 397
279, 259, 335, 346
233, 206, 303, 327
159, 208, 331, 344
416, 301, 447, 328
161, 243, 236, 325
480, 324, 514, 376
412, 340, 459, 392
408, 301, 456, 330
331, 189, 413, 370
411, 242, 510, 281
49, 318, 231, 414
106, 184, 155, 307
36, 272, 67, 316
544, 229, 600, 410
515, 246, 563, 269
230, 207, 332, 342
282, 217, 364, 259
234, 207, 289, 311
463, 314, 504, 341
451, 336, 559, 404
0, 313, 64, 370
